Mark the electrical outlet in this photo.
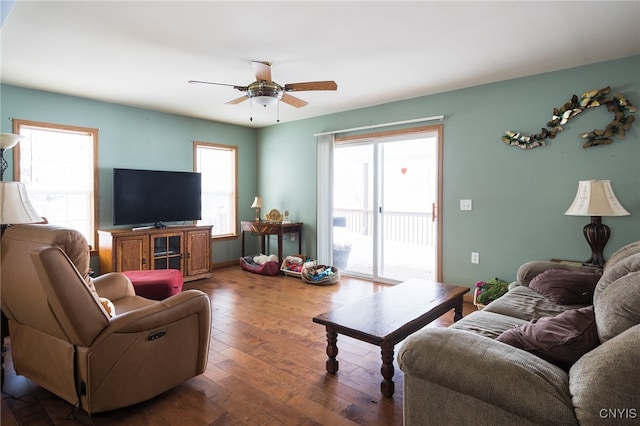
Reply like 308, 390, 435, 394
471, 252, 479, 264
290, 233, 295, 241
460, 199, 472, 211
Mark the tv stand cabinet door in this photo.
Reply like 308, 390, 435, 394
150, 231, 184, 272
185, 228, 212, 279
116, 234, 150, 271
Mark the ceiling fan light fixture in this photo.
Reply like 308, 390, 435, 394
252, 96, 279, 107
247, 81, 283, 107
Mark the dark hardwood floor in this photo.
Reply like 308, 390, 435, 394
1, 266, 474, 425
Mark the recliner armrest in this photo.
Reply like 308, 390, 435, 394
90, 289, 211, 371
93, 272, 136, 300
76, 289, 212, 411
100, 290, 211, 335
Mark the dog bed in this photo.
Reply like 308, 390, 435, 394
239, 254, 280, 276
301, 264, 340, 285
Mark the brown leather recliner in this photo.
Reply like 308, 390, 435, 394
0, 224, 211, 414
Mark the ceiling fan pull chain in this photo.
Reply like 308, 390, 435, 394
250, 98, 253, 122
277, 100, 280, 123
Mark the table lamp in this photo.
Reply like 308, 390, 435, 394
1, 133, 24, 181
564, 180, 630, 267
0, 181, 42, 230
251, 196, 263, 222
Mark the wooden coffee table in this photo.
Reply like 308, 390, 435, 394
312, 278, 469, 397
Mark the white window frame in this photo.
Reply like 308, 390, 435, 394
13, 119, 98, 248
194, 141, 238, 239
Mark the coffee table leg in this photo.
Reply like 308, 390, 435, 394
380, 340, 395, 397
453, 296, 464, 322
325, 327, 339, 374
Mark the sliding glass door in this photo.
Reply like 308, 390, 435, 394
333, 143, 375, 276
333, 127, 440, 283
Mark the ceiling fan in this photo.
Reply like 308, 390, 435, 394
189, 60, 337, 109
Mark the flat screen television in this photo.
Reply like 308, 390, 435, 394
112, 168, 201, 228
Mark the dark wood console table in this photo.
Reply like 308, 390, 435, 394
241, 221, 303, 262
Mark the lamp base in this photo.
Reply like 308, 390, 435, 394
0, 148, 7, 181
254, 207, 261, 223
582, 216, 610, 267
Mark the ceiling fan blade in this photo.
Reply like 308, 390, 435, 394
252, 61, 272, 82
226, 95, 249, 105
281, 93, 308, 108
284, 81, 337, 92
189, 80, 248, 91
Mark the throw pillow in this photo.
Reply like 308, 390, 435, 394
529, 269, 600, 305
99, 297, 116, 318
496, 306, 600, 370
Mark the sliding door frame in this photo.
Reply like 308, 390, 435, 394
334, 124, 443, 282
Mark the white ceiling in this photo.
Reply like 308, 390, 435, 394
1, 1, 639, 128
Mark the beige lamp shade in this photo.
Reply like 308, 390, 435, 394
0, 133, 24, 150
0, 182, 42, 224
251, 196, 264, 209
565, 180, 630, 217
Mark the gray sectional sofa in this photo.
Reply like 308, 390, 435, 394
398, 241, 640, 425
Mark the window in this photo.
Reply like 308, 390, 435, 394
194, 141, 237, 238
13, 119, 98, 247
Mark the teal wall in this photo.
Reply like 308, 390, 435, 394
258, 55, 640, 287
0, 84, 260, 264
2, 55, 638, 289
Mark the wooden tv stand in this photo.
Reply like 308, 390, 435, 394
98, 225, 213, 281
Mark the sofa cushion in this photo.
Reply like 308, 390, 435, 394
529, 269, 600, 305
496, 306, 600, 370
483, 286, 584, 322
451, 310, 527, 339
594, 252, 640, 343
514, 260, 602, 287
